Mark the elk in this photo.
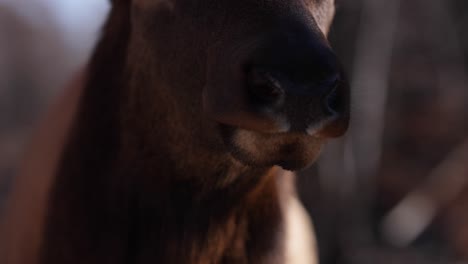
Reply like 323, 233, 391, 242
1, 0, 349, 263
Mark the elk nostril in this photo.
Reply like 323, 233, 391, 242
247, 68, 284, 105
324, 84, 341, 116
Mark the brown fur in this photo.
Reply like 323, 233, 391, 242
2, 0, 347, 263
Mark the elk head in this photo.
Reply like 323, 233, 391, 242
118, 0, 349, 171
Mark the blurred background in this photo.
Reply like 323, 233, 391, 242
0, 0, 467, 263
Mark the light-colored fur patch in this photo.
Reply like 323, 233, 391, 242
284, 196, 318, 264
280, 171, 318, 264
306, 0, 336, 35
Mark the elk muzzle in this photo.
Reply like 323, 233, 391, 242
203, 22, 349, 138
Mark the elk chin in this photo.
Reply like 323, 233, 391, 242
220, 125, 325, 171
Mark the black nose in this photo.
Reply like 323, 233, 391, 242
244, 23, 348, 124
246, 65, 344, 118
203, 21, 349, 135
247, 68, 285, 106
323, 78, 342, 116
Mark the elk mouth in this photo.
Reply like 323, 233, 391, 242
219, 124, 326, 171
274, 139, 325, 171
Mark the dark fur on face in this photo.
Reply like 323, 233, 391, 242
126, 0, 349, 171
37, 0, 348, 263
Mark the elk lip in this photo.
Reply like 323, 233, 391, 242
278, 161, 305, 171
276, 152, 321, 171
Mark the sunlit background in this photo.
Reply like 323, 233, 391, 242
1, 0, 468, 263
